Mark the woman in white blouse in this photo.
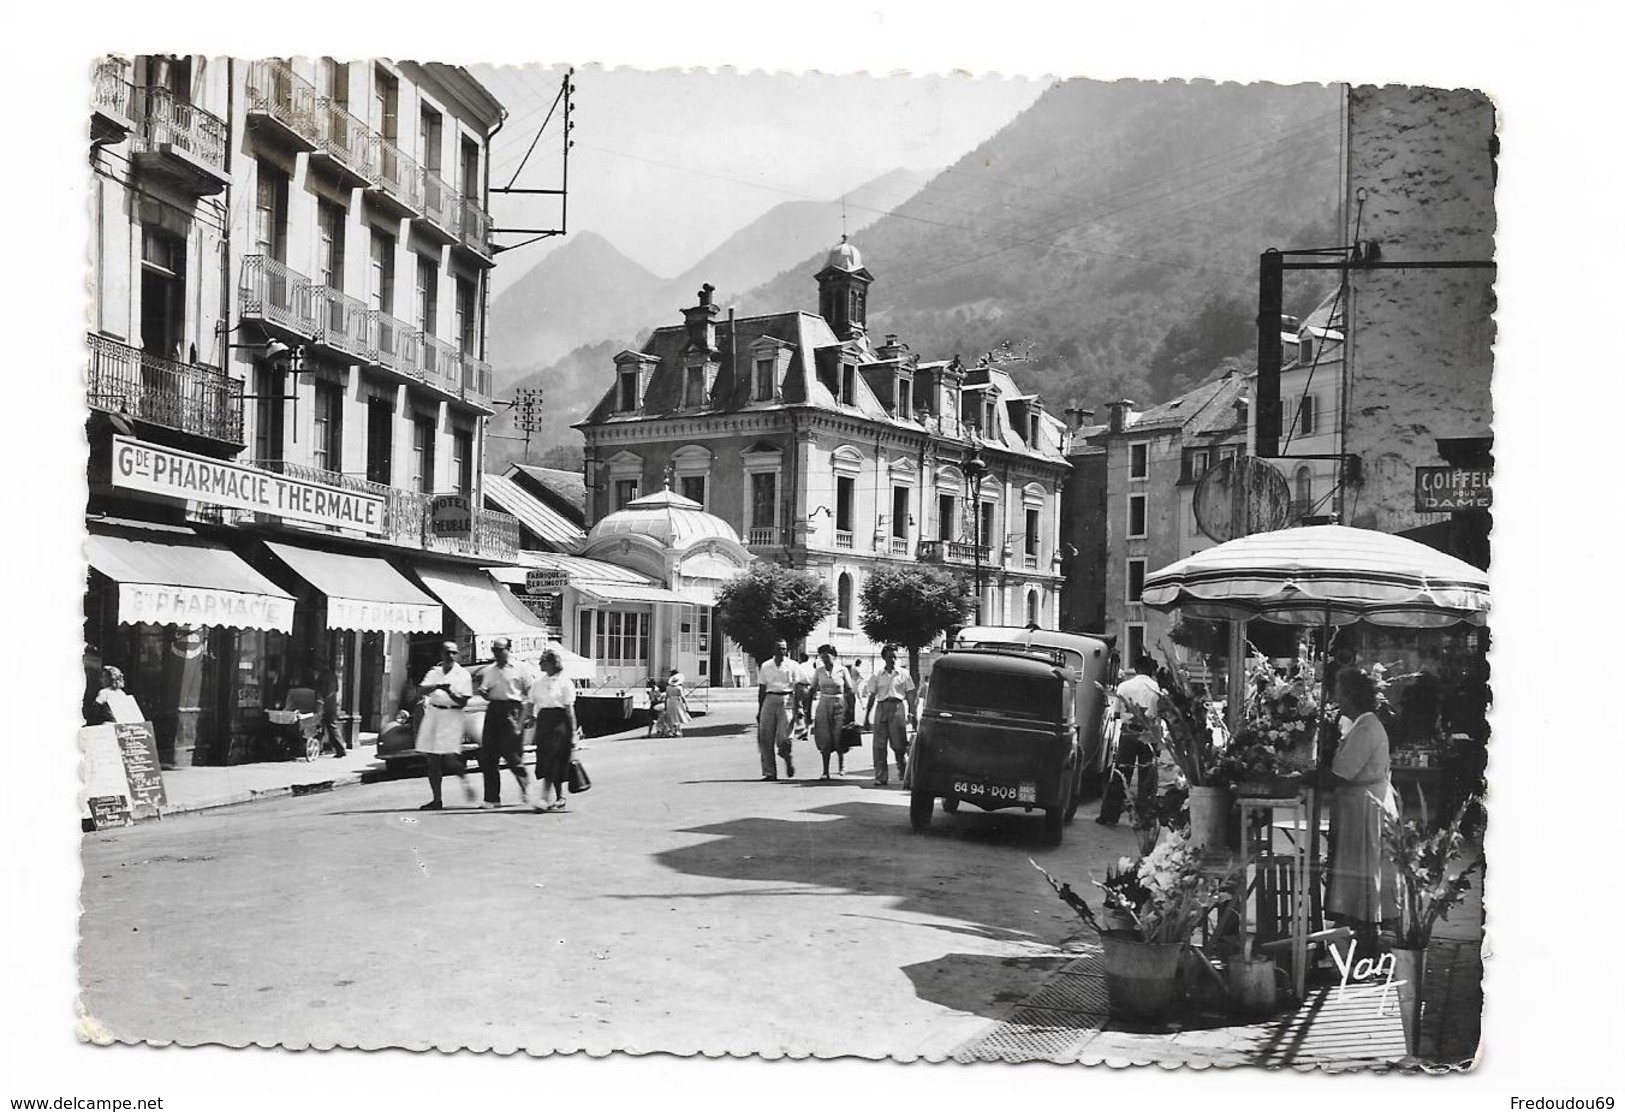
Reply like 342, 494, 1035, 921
526, 649, 578, 812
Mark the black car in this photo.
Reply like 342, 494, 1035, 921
908, 647, 1083, 846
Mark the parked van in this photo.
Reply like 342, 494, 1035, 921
948, 626, 1116, 794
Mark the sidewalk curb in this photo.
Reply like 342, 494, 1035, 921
160, 769, 369, 818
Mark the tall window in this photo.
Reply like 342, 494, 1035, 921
312, 382, 343, 474
750, 472, 777, 530
139, 228, 185, 359
254, 168, 288, 262
892, 486, 910, 539
415, 257, 438, 336
318, 58, 348, 106
317, 201, 346, 290
453, 429, 473, 495
755, 358, 775, 400
1128, 493, 1147, 538
614, 478, 639, 510
419, 105, 443, 175
836, 476, 855, 534
1127, 558, 1147, 603
1126, 623, 1146, 666
1129, 442, 1148, 480
1299, 394, 1318, 435
979, 500, 995, 549
412, 420, 435, 493
594, 610, 650, 667
680, 475, 706, 507
460, 136, 480, 200
1025, 507, 1040, 556
253, 366, 285, 465
455, 278, 477, 352
1294, 465, 1312, 519
369, 231, 395, 313
937, 493, 956, 542
897, 377, 912, 416
684, 365, 706, 408
365, 398, 393, 485
617, 369, 639, 412
840, 365, 856, 405
374, 67, 398, 143
1027, 590, 1040, 626
837, 573, 853, 629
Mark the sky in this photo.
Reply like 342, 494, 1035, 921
470, 65, 1048, 289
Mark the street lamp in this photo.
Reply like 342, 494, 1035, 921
962, 442, 989, 623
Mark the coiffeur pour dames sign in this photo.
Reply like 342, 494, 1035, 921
111, 435, 386, 534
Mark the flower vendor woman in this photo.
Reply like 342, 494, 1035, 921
1325, 668, 1400, 952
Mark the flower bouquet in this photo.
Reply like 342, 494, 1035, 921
1383, 794, 1483, 951
1211, 646, 1330, 795
1032, 829, 1239, 946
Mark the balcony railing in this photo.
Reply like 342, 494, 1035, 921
458, 195, 492, 255
253, 459, 518, 561
137, 86, 228, 181
835, 529, 854, 550
372, 135, 422, 212
314, 97, 376, 184
747, 527, 786, 547
371, 310, 423, 380
420, 168, 458, 234
87, 334, 244, 445
244, 59, 320, 147
460, 351, 493, 406
92, 58, 136, 129
889, 537, 911, 557
240, 255, 318, 337
918, 539, 991, 566
420, 334, 462, 397
315, 286, 372, 362
1023, 553, 1039, 570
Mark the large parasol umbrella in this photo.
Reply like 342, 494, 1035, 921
1141, 524, 1489, 629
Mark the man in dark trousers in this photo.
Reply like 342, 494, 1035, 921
318, 670, 347, 757
476, 637, 537, 808
1097, 654, 1163, 826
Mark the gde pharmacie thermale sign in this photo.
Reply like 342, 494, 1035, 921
111, 435, 386, 534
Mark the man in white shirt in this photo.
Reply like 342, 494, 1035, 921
1097, 653, 1164, 826
863, 644, 917, 786
476, 637, 538, 808
756, 639, 806, 780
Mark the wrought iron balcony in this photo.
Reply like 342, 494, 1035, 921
747, 527, 787, 547
240, 255, 318, 338
419, 168, 459, 238
253, 459, 518, 562
92, 58, 137, 139
420, 334, 462, 398
460, 351, 493, 407
314, 286, 372, 362
370, 135, 422, 214
458, 195, 492, 257
917, 539, 990, 566
371, 310, 423, 381
134, 86, 228, 194
313, 97, 377, 186
87, 334, 244, 446
244, 59, 320, 148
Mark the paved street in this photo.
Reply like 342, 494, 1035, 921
79, 701, 1134, 1057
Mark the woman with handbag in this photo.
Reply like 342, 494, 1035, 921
809, 644, 854, 780
525, 648, 578, 812
656, 669, 692, 738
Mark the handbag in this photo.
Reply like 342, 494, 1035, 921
839, 722, 863, 753
568, 759, 592, 794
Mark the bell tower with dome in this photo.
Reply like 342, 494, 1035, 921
815, 236, 873, 341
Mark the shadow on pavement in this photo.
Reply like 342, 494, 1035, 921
900, 952, 1076, 1020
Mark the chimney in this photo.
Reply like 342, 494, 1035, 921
1107, 399, 1134, 433
682, 283, 720, 353
1064, 405, 1095, 431
877, 334, 908, 361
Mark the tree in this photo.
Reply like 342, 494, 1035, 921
858, 564, 972, 677
713, 561, 834, 662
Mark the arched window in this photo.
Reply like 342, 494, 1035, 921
1294, 465, 1313, 519
837, 572, 854, 629
1026, 589, 1040, 626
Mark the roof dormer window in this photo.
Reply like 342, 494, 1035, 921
840, 364, 856, 405
684, 364, 707, 409
1299, 336, 1314, 364
617, 367, 640, 413
896, 375, 912, 418
755, 357, 775, 401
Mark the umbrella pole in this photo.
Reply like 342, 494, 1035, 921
1226, 618, 1247, 736
1305, 606, 1333, 993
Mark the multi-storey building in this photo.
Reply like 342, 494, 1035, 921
84, 55, 537, 767
576, 240, 1071, 675
1090, 373, 1250, 670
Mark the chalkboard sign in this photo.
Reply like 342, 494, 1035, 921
87, 794, 133, 830
115, 722, 167, 819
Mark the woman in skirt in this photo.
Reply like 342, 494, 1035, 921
1325, 668, 1400, 958
526, 649, 578, 812
656, 669, 691, 737
415, 640, 474, 810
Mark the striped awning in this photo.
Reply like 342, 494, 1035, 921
86, 524, 294, 633
264, 542, 441, 633
1140, 525, 1490, 627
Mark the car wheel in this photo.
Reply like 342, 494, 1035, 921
1064, 768, 1082, 823
1041, 805, 1065, 846
941, 795, 960, 815
909, 789, 934, 832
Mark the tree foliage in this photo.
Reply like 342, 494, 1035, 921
714, 561, 835, 661
858, 565, 972, 671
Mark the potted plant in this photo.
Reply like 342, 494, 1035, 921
1033, 830, 1240, 1022
1150, 648, 1229, 848
1381, 795, 1484, 1057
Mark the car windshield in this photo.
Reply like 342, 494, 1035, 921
930, 668, 1061, 723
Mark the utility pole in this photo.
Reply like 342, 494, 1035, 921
500, 387, 545, 462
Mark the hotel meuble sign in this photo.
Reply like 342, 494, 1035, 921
112, 436, 386, 535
